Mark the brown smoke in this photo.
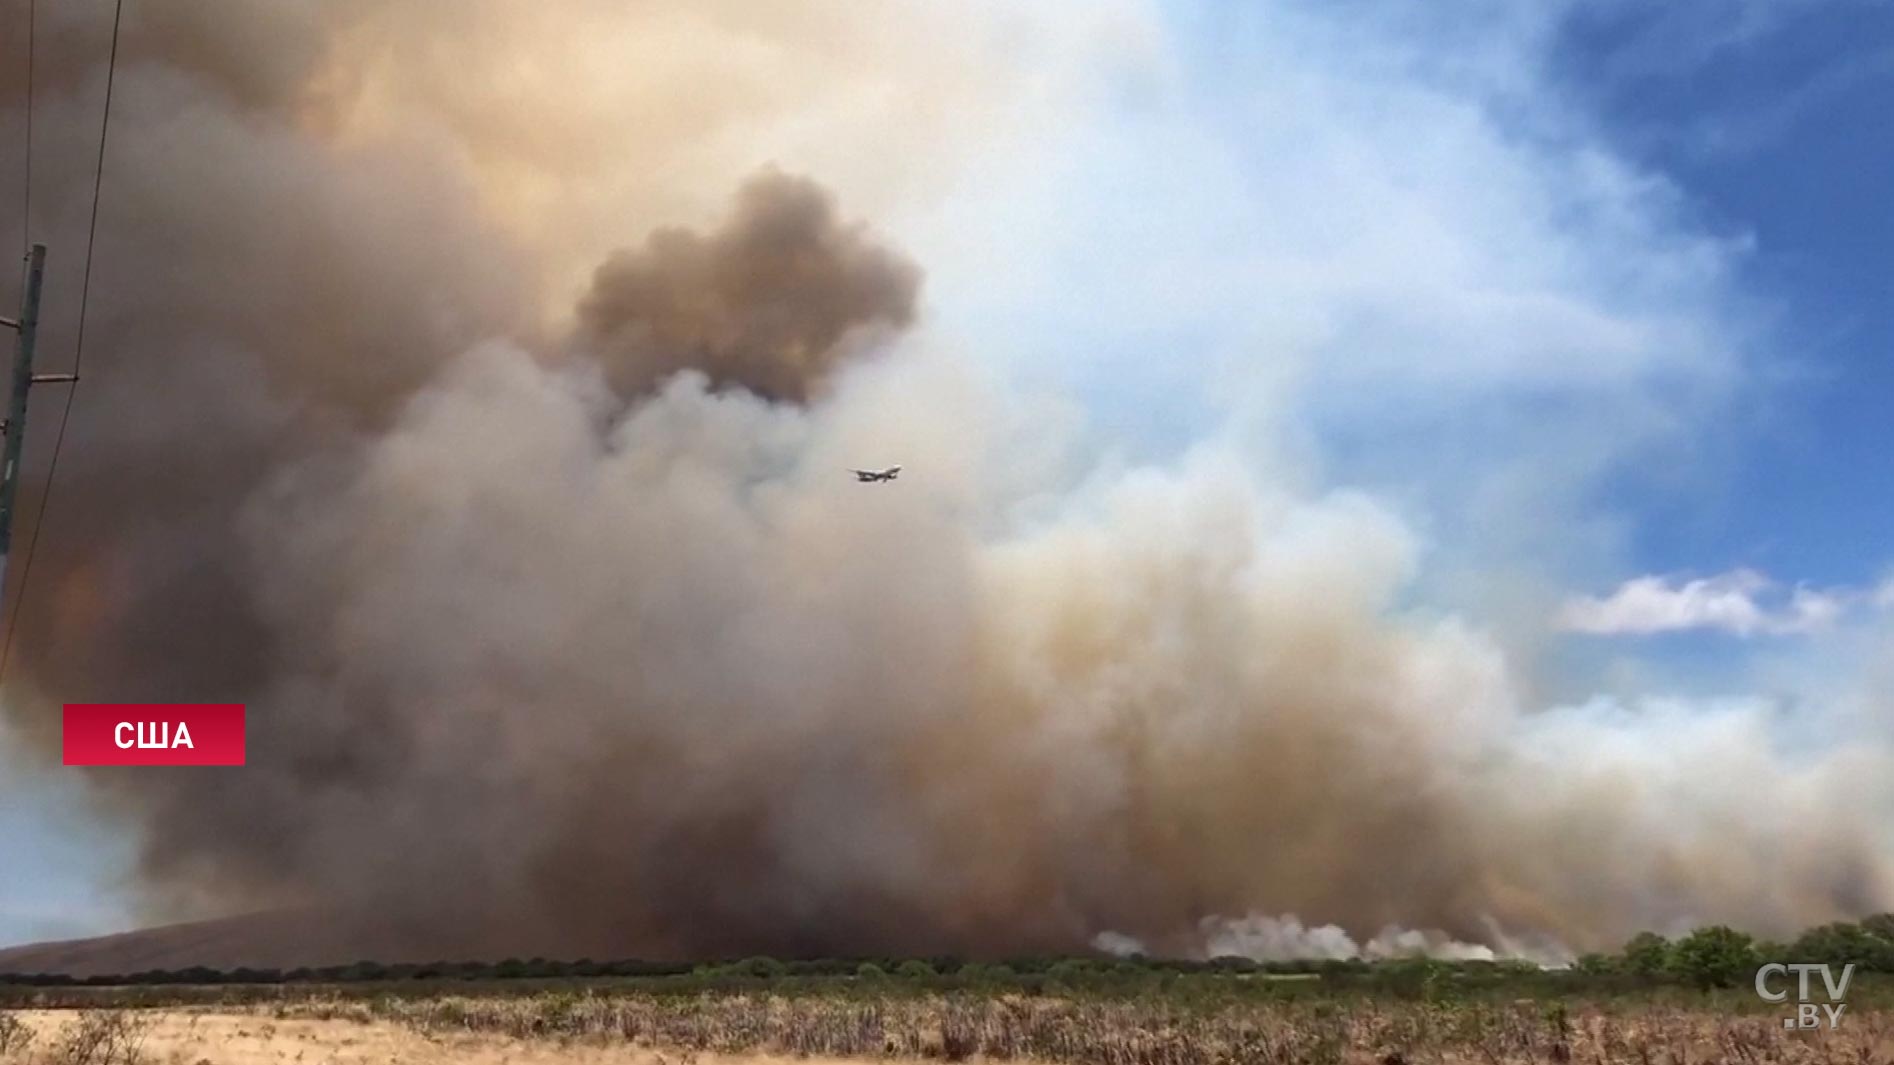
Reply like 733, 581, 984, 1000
1, 0, 1890, 964
575, 169, 919, 403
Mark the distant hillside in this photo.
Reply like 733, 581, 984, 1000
0, 910, 481, 978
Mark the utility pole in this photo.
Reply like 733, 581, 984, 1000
0, 244, 76, 609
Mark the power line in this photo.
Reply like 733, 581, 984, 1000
17, 0, 31, 263
0, 0, 124, 681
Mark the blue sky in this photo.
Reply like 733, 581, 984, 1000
2, 0, 1891, 950
1554, 1, 1894, 587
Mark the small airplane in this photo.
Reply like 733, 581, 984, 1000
851, 465, 902, 483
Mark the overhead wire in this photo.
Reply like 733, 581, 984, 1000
0, 0, 126, 681
17, 0, 31, 264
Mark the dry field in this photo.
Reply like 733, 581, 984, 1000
0, 1009, 800, 1065
2, 995, 1891, 1065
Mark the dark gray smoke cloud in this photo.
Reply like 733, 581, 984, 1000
576, 169, 919, 403
1, 0, 1890, 966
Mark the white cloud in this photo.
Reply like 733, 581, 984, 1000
1557, 569, 1861, 637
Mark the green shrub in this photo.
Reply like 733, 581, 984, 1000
1790, 923, 1894, 970
732, 956, 788, 979
1621, 932, 1670, 976
1667, 926, 1756, 989
1573, 953, 1617, 975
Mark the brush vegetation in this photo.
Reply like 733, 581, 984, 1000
1, 993, 1890, 1065
5, 915, 1894, 996
1, 919, 1890, 1063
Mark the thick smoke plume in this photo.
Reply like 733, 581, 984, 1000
576, 169, 920, 403
1, 1, 1890, 964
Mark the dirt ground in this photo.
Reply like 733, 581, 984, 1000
5, 1011, 838, 1065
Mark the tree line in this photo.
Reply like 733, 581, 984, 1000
4, 915, 1892, 988
1575, 914, 1894, 989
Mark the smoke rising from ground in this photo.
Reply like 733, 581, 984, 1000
1, 0, 1890, 963
1101, 915, 1568, 966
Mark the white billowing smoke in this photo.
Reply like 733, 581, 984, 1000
190, 327, 1892, 959
1201, 915, 1364, 962
1194, 914, 1564, 965
0, 0, 1889, 963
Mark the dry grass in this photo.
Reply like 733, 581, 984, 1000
2, 1009, 816, 1065
282, 992, 1894, 1064
1, 1012, 150, 1065
3, 996, 1891, 1065
0, 1011, 33, 1058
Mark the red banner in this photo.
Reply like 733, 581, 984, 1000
62, 704, 246, 766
